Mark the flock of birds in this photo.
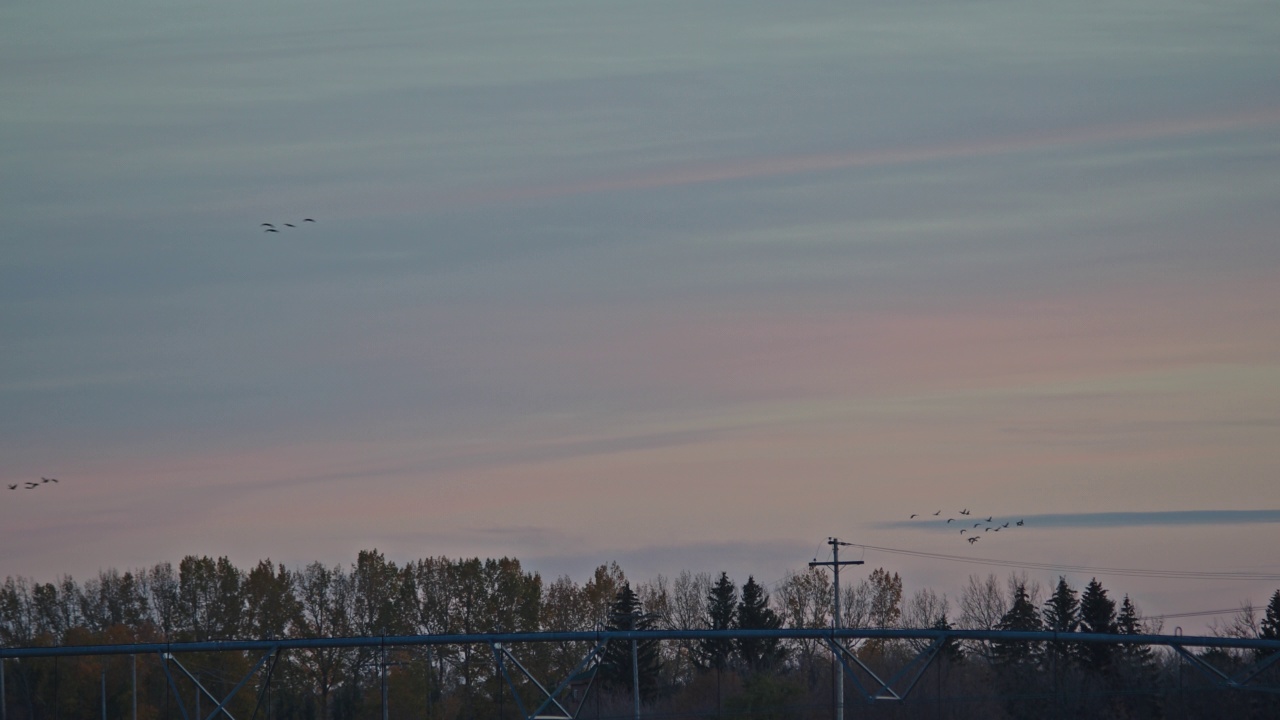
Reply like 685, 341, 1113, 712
909, 508, 1026, 545
262, 218, 316, 232
8, 477, 59, 491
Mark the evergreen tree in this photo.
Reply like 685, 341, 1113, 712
993, 582, 1042, 668
601, 583, 661, 700
1042, 576, 1080, 667
1078, 577, 1117, 674
736, 576, 785, 672
993, 583, 1045, 720
931, 613, 964, 663
698, 572, 737, 671
1258, 589, 1280, 662
1042, 577, 1080, 634
1114, 594, 1160, 718
1116, 595, 1155, 670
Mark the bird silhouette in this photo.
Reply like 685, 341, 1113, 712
946, 518, 954, 523
960, 509, 970, 515
973, 522, 981, 528
265, 228, 279, 233
1002, 522, 1009, 528
985, 516, 993, 522
910, 514, 918, 519
984, 527, 991, 532
933, 510, 941, 516
960, 529, 966, 534
303, 218, 316, 222
25, 482, 38, 489
261, 223, 274, 227
42, 477, 57, 483
1016, 520, 1024, 526
968, 537, 978, 544
6, 484, 15, 490
993, 527, 1001, 532
283, 223, 295, 228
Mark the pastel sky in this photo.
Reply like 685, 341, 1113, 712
3, 0, 1279, 632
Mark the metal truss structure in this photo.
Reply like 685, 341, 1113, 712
3, 628, 1279, 720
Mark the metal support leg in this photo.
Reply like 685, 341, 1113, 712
826, 636, 943, 703
163, 648, 277, 720
492, 640, 609, 720
158, 652, 192, 720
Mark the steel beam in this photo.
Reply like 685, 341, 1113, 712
6, 628, 1279, 659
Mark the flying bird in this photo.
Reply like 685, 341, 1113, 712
960, 529, 966, 534
946, 518, 954, 523
1002, 522, 1009, 528
265, 228, 279, 233
968, 537, 978, 544
960, 509, 970, 515
283, 223, 295, 228
261, 223, 274, 227
6, 484, 15, 490
303, 218, 315, 222
973, 523, 981, 528
909, 514, 918, 519
985, 516, 993, 522
42, 477, 58, 483
1017, 520, 1024, 526
993, 527, 1001, 532
25, 482, 39, 489
933, 510, 941, 516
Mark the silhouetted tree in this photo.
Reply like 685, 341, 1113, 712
698, 572, 737, 671
1042, 576, 1080, 667
932, 613, 965, 663
243, 560, 299, 640
994, 582, 1045, 720
1260, 589, 1280, 661
994, 582, 1042, 667
1079, 578, 1117, 674
601, 583, 661, 700
737, 576, 785, 672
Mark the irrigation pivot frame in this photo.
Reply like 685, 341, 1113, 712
3, 627, 1278, 720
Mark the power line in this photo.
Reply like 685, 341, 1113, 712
846, 542, 1280, 582
1152, 607, 1252, 621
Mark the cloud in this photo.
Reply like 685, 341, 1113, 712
449, 106, 1280, 206
883, 509, 1280, 531
518, 538, 819, 587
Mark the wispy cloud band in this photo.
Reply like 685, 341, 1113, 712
885, 510, 1280, 530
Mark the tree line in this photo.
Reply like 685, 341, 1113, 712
2, 551, 1278, 719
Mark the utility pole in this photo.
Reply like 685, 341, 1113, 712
810, 537, 863, 720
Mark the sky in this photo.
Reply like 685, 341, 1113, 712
3, 0, 1279, 634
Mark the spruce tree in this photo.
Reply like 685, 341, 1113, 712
993, 582, 1042, 668
1078, 578, 1117, 674
931, 613, 964, 663
1116, 595, 1155, 669
736, 576, 785, 672
1042, 577, 1080, 667
1042, 577, 1080, 634
698, 572, 738, 671
993, 582, 1046, 720
601, 583, 661, 700
1258, 589, 1280, 662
